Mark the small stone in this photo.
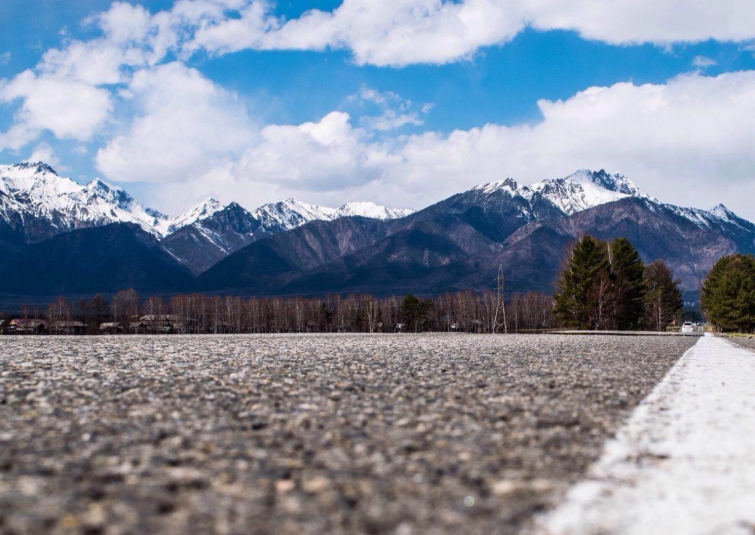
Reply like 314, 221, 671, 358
302, 476, 330, 493
275, 479, 295, 494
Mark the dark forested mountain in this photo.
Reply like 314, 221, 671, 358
2, 164, 754, 299
0, 224, 192, 295
160, 202, 270, 274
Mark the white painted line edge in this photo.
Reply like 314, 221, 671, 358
535, 335, 755, 535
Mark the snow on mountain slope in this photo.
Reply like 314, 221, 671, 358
0, 162, 170, 238
1, 161, 415, 244
335, 201, 414, 220
167, 198, 224, 234
467, 169, 750, 234
666, 203, 755, 232
5, 161, 748, 255
467, 170, 646, 217
249, 198, 412, 231
529, 169, 654, 216
252, 198, 338, 231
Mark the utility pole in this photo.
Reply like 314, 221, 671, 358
494, 264, 508, 334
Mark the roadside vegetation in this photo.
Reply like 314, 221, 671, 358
553, 236, 683, 331
701, 254, 755, 332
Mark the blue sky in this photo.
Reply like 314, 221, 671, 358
1, 0, 755, 217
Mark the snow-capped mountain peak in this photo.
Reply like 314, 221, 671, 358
335, 201, 414, 220
580, 169, 649, 198
0, 162, 170, 239
528, 169, 655, 216
473, 178, 523, 196
1, 161, 416, 245
167, 198, 225, 234
465, 170, 653, 216
252, 198, 338, 231
709, 204, 739, 222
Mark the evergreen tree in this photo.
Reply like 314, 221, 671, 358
89, 293, 109, 333
608, 238, 647, 330
701, 254, 755, 332
553, 236, 610, 329
643, 260, 683, 331
402, 294, 433, 332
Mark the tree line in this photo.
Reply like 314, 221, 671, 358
4, 289, 556, 335
4, 235, 699, 335
701, 253, 755, 332
553, 236, 684, 330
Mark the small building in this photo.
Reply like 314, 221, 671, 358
8, 319, 48, 334
99, 322, 123, 335
139, 315, 180, 334
129, 321, 148, 334
52, 321, 86, 335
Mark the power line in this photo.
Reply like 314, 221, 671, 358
495, 264, 507, 334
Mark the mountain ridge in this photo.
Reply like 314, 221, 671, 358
3, 162, 754, 299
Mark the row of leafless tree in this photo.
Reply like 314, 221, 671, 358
23, 289, 556, 334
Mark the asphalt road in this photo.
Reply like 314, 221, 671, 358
540, 335, 755, 535
0, 334, 696, 534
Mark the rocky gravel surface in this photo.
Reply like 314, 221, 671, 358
722, 334, 755, 352
0, 334, 696, 535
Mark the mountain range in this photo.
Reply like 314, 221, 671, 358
2, 162, 753, 301
0, 163, 413, 275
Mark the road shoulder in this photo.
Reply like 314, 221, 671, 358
537, 335, 755, 535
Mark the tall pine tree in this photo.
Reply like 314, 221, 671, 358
643, 260, 683, 331
608, 238, 647, 330
701, 254, 755, 332
553, 236, 610, 329
553, 236, 671, 331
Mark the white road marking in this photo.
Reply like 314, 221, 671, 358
538, 335, 755, 535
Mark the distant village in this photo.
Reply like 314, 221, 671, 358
0, 315, 181, 336
0, 288, 556, 335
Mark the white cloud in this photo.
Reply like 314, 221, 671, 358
4, 0, 755, 153
183, 71, 755, 220
0, 52, 10, 65
190, 0, 755, 67
3, 0, 755, 220
139, 71, 755, 219
402, 71, 755, 215
0, 0, 255, 151
94, 2, 152, 44
0, 71, 112, 150
351, 87, 431, 131
231, 111, 397, 191
96, 62, 257, 183
692, 56, 717, 69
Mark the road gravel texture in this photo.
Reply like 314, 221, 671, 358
0, 334, 696, 535
722, 334, 755, 352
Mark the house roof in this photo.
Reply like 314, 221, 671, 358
10, 319, 48, 327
